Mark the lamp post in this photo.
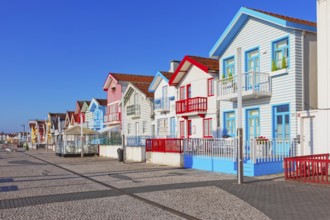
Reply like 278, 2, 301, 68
237, 47, 244, 184
80, 113, 84, 158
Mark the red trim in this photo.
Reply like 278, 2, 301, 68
103, 73, 118, 91
169, 56, 209, 86
203, 118, 213, 138
176, 97, 208, 114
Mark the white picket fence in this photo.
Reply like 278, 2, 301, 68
184, 138, 298, 164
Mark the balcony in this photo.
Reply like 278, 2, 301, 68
218, 72, 271, 101
104, 112, 121, 124
176, 97, 207, 116
127, 105, 140, 117
154, 97, 170, 112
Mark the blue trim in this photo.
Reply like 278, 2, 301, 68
209, 7, 316, 57
245, 107, 260, 142
271, 35, 290, 70
223, 110, 236, 137
148, 71, 169, 92
271, 103, 290, 139
222, 55, 235, 78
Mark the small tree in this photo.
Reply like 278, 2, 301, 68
228, 72, 233, 81
272, 60, 278, 71
282, 56, 287, 69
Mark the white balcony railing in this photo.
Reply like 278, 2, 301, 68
218, 72, 271, 101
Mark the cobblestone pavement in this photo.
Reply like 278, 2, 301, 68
1, 144, 330, 219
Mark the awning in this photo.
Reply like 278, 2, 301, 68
63, 125, 97, 135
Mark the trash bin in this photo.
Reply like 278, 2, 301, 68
117, 148, 123, 162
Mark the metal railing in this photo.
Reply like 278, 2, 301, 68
146, 138, 183, 153
126, 135, 153, 146
154, 97, 170, 111
183, 138, 297, 164
127, 105, 140, 116
176, 97, 207, 114
284, 154, 330, 184
218, 72, 271, 100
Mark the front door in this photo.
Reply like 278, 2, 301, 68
246, 109, 260, 141
302, 116, 315, 155
187, 120, 192, 138
246, 49, 260, 90
273, 104, 290, 154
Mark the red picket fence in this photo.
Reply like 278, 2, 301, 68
284, 154, 330, 184
146, 138, 183, 153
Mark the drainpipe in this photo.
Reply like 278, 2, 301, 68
237, 47, 244, 184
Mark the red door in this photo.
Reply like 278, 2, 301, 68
187, 120, 192, 138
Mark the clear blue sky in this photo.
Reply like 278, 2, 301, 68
0, 0, 316, 133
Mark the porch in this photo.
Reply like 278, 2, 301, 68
183, 138, 297, 176
218, 72, 271, 101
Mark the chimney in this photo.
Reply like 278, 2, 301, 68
169, 60, 180, 72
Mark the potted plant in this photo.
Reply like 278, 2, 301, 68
272, 60, 278, 72
282, 56, 287, 69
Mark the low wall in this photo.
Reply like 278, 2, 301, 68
99, 145, 122, 159
147, 152, 183, 167
126, 146, 146, 162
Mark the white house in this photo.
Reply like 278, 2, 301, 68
148, 61, 180, 138
169, 55, 219, 138
122, 81, 154, 146
209, 7, 317, 154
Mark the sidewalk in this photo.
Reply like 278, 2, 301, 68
1, 146, 330, 219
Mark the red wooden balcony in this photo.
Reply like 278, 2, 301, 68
175, 97, 207, 115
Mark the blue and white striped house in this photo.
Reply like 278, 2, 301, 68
85, 98, 107, 131
210, 7, 317, 145
183, 7, 317, 176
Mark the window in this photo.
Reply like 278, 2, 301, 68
224, 112, 236, 137
208, 78, 214, 96
187, 84, 191, 99
180, 121, 185, 138
142, 121, 147, 133
180, 86, 185, 100
127, 123, 131, 135
157, 119, 168, 136
204, 118, 212, 138
272, 37, 289, 70
246, 48, 260, 73
223, 57, 235, 78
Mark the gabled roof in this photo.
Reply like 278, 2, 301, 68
169, 55, 219, 86
148, 71, 173, 92
103, 72, 154, 91
95, 98, 107, 106
49, 113, 66, 120
133, 82, 154, 98
209, 7, 317, 57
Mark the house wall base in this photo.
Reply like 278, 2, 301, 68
147, 152, 183, 167
99, 145, 122, 159
125, 146, 146, 162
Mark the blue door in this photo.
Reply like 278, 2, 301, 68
246, 109, 260, 153
273, 104, 290, 154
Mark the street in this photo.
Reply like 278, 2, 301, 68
1, 145, 330, 220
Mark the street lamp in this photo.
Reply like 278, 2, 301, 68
237, 47, 244, 184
